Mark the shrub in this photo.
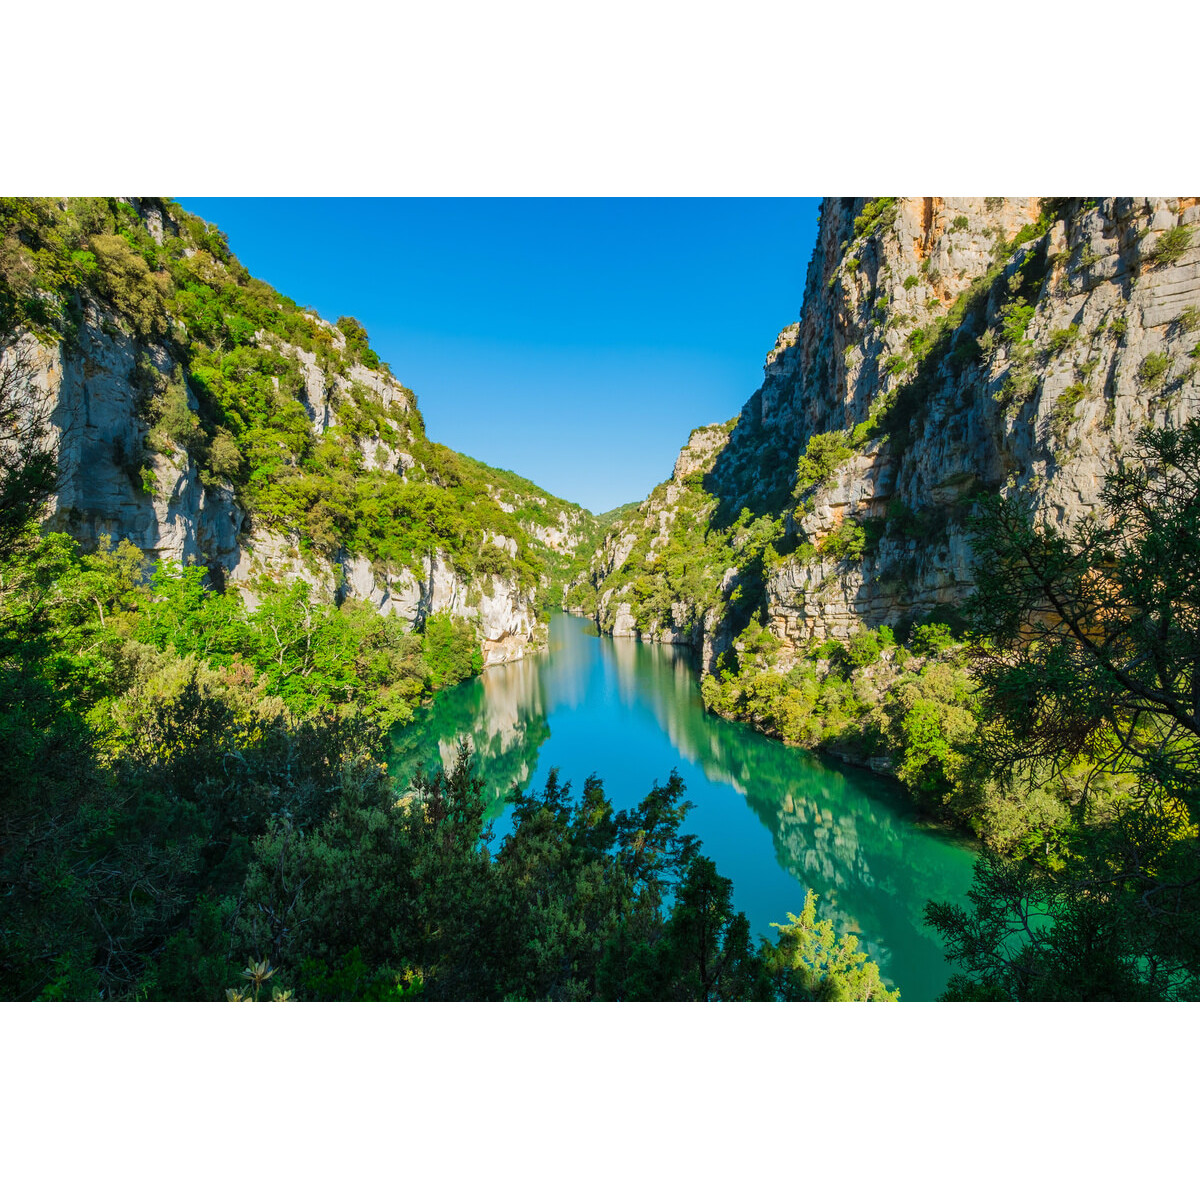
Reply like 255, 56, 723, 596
999, 302, 1035, 345
88, 233, 169, 338
421, 613, 483, 690
820, 518, 866, 563
1137, 352, 1171, 388
1010, 221, 1048, 250
909, 622, 954, 655
1046, 323, 1080, 355
1148, 225, 1191, 267
793, 431, 853, 499
951, 215, 969, 232
903, 274, 919, 289
852, 198, 897, 241
1051, 383, 1087, 441
842, 625, 895, 668
208, 430, 243, 480
335, 315, 381, 370
154, 381, 205, 454
1177, 305, 1200, 334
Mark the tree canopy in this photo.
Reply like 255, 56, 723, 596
926, 420, 1200, 1000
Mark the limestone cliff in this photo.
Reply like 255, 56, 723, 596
2, 197, 587, 666
587, 197, 1200, 673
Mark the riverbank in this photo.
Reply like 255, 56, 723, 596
391, 611, 978, 1000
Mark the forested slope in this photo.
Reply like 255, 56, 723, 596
1, 196, 602, 666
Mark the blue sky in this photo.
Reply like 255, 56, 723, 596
176, 198, 821, 513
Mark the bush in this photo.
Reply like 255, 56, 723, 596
852, 198, 897, 241
1148, 225, 1191, 267
88, 234, 169, 338
1177, 305, 1200, 334
1137, 351, 1171, 388
1046, 323, 1080, 355
842, 625, 894, 668
951, 215, 969, 232
909, 621, 955, 655
154, 381, 205, 455
820, 518, 866, 564
997, 366, 1038, 410
903, 274, 920, 289
792, 431, 853, 500
421, 613, 484, 690
1051, 383, 1087, 442
208, 430, 243, 479
999, 302, 1035, 345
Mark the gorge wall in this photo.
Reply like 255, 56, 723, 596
582, 196, 1200, 672
3, 198, 594, 666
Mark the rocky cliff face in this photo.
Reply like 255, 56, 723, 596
587, 196, 1200, 670
4, 198, 580, 667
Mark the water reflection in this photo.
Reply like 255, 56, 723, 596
388, 655, 551, 812
388, 613, 977, 999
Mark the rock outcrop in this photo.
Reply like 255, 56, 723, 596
4, 198, 576, 667
586, 197, 1200, 671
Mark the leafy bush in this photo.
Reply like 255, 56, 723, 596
1046, 323, 1080, 355
820, 518, 866, 563
999, 302, 1035, 345
153, 380, 205, 455
421, 612, 484, 690
336, 315, 382, 370
1148, 225, 1191, 267
909, 621, 955, 655
852, 198, 897, 241
903, 274, 919, 289
951, 215, 969, 232
208, 430, 243, 480
1137, 351, 1171, 388
792, 431, 853, 500
87, 233, 169, 338
1051, 382, 1087, 441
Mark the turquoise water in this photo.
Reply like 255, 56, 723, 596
388, 612, 979, 1000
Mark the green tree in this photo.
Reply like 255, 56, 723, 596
926, 420, 1200, 999
763, 891, 899, 1001
421, 612, 483, 689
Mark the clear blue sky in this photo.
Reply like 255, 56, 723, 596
175, 198, 821, 513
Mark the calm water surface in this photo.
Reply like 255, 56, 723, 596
388, 612, 978, 1000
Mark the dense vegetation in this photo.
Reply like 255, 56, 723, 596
926, 421, 1200, 999
6, 194, 1195, 1000
0, 522, 892, 1000
0, 196, 564, 597
0, 200, 894, 999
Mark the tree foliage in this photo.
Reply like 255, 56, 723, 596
927, 420, 1200, 999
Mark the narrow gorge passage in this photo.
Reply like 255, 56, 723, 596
390, 613, 978, 1001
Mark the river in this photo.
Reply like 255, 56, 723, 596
388, 612, 979, 1000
